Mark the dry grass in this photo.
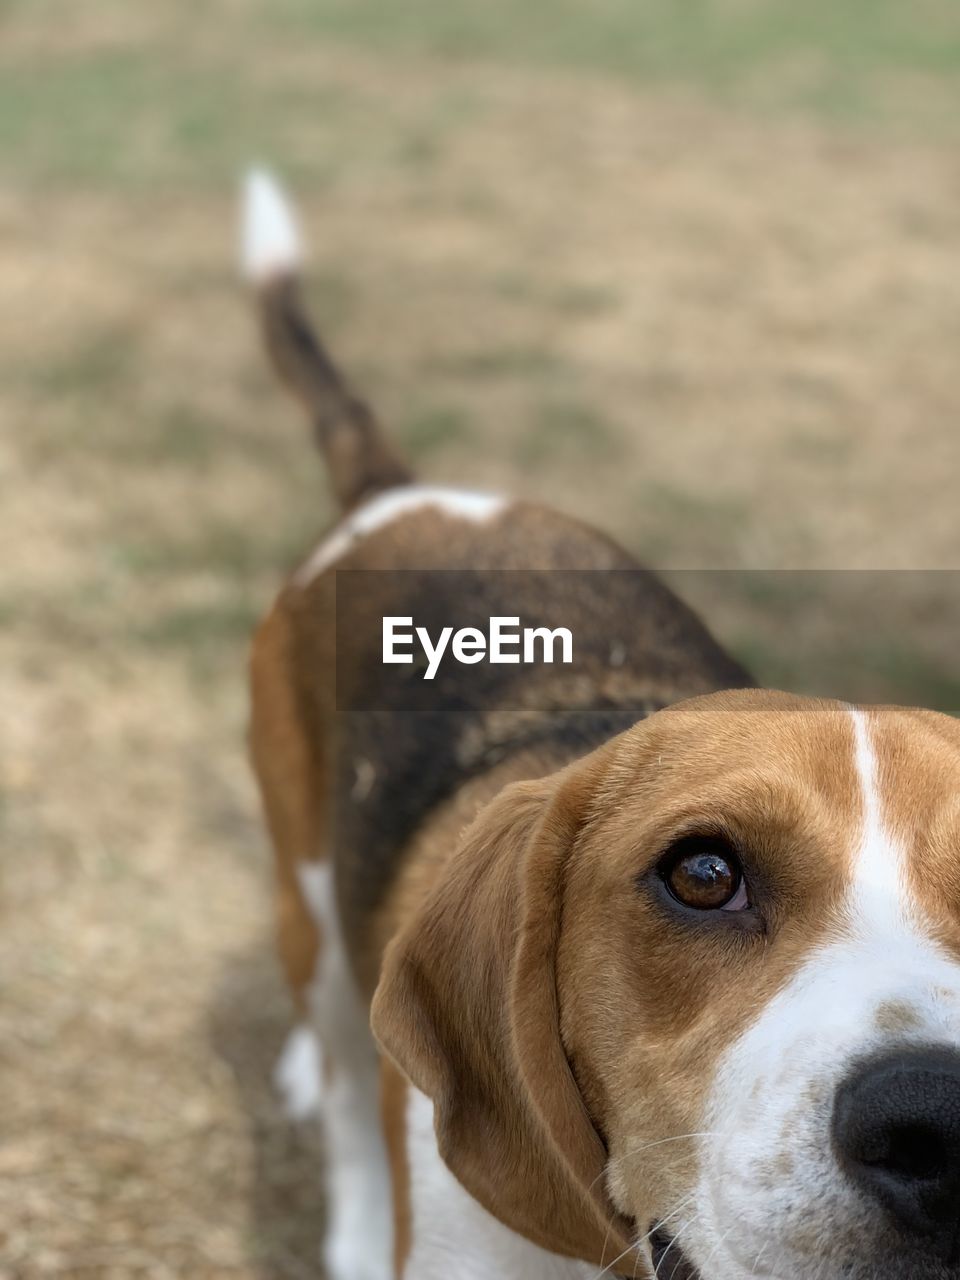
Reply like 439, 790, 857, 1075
3, 3, 960, 1275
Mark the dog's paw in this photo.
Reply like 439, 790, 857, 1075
273, 1024, 322, 1120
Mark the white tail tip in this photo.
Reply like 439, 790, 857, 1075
241, 167, 302, 283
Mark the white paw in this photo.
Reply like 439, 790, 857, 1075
323, 1229, 392, 1280
273, 1024, 323, 1120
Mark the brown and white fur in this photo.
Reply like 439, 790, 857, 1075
243, 171, 960, 1280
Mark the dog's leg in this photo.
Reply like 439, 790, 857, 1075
251, 604, 392, 1279
381, 1059, 414, 1278
297, 859, 393, 1280
250, 604, 325, 1120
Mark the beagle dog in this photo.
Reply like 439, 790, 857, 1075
243, 171, 960, 1280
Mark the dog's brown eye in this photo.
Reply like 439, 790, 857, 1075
662, 839, 748, 911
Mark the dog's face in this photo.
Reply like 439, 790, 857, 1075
373, 689, 960, 1279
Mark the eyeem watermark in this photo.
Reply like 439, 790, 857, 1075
383, 615, 573, 681
334, 568, 960, 713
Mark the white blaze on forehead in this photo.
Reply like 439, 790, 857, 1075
293, 484, 507, 586
849, 707, 911, 929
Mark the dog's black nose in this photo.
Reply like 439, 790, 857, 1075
833, 1047, 960, 1259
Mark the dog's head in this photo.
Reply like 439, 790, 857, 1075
372, 688, 960, 1279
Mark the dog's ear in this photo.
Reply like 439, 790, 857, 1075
370, 741, 635, 1268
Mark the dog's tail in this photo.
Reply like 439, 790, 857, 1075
240, 168, 412, 511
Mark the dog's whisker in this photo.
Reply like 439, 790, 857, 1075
634, 1192, 696, 1274
749, 1240, 771, 1278
597, 1211, 616, 1276
593, 1192, 696, 1280
593, 1236, 644, 1280
653, 1212, 703, 1280
699, 1223, 736, 1277
592, 1132, 720, 1197
632, 1194, 698, 1280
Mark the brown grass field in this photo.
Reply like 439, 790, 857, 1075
2, 1, 960, 1275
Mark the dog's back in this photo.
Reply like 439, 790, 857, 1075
243, 170, 749, 988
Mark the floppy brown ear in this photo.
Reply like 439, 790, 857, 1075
370, 743, 635, 1268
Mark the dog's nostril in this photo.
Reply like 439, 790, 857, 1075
832, 1046, 960, 1255
865, 1122, 948, 1181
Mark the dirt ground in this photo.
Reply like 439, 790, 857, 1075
3, 8, 960, 1278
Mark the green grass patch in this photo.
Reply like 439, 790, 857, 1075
515, 401, 620, 467
427, 344, 564, 380
24, 328, 138, 398
278, 0, 960, 126
109, 516, 314, 580
133, 598, 260, 652
675, 571, 960, 713
0, 28, 351, 189
492, 274, 621, 318
7, 0, 960, 193
400, 404, 472, 459
733, 633, 960, 714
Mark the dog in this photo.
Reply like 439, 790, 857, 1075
242, 170, 960, 1280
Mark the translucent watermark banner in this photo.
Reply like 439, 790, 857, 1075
333, 569, 960, 715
